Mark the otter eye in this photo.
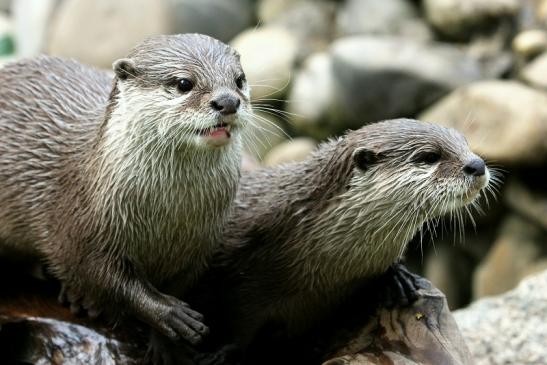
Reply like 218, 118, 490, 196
415, 151, 441, 164
235, 74, 246, 89
353, 148, 380, 171
177, 78, 194, 93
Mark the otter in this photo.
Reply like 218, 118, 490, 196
198, 118, 494, 363
0, 33, 251, 351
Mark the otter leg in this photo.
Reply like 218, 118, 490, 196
380, 263, 431, 307
125, 276, 209, 346
56, 252, 209, 345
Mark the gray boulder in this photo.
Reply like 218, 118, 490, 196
231, 26, 298, 101
423, 0, 521, 40
455, 270, 547, 365
420, 80, 547, 165
48, 0, 170, 68
521, 51, 547, 90
263, 138, 316, 167
0, 0, 9, 12
329, 36, 483, 130
473, 215, 546, 300
513, 30, 547, 60
167, 0, 253, 43
263, 0, 336, 61
336, 0, 432, 41
505, 179, 547, 230
287, 52, 338, 139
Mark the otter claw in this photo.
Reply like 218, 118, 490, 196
151, 297, 209, 345
381, 263, 430, 308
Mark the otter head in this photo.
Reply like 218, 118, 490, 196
347, 118, 493, 225
110, 33, 250, 150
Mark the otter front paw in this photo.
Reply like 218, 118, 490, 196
58, 283, 102, 318
143, 295, 209, 345
380, 263, 431, 308
145, 330, 196, 365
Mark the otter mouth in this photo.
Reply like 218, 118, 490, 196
198, 122, 233, 146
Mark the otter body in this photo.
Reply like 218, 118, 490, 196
207, 119, 491, 351
0, 34, 251, 347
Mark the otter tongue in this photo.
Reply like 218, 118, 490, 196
208, 127, 230, 138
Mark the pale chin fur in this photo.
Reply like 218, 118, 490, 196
443, 167, 491, 213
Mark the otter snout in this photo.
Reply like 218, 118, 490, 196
463, 157, 486, 177
211, 94, 241, 116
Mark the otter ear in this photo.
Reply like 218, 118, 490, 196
353, 148, 380, 171
113, 58, 138, 80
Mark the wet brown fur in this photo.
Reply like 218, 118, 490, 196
0, 34, 250, 343
207, 118, 491, 348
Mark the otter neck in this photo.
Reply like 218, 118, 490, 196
282, 148, 428, 295
80, 92, 241, 281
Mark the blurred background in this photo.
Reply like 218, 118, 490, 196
0, 0, 545, 314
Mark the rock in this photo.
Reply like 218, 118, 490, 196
287, 52, 338, 140
455, 270, 547, 365
420, 80, 547, 165
336, 0, 432, 42
263, 138, 316, 166
12, 0, 58, 57
513, 29, 547, 59
328, 36, 483, 131
521, 51, 547, 90
325, 278, 473, 365
242, 111, 288, 161
231, 26, 298, 101
425, 244, 475, 310
467, 28, 513, 78
473, 215, 546, 299
0, 316, 141, 364
257, 0, 297, 23
0, 0, 10, 12
505, 178, 547, 230
48, 0, 170, 69
167, 0, 253, 43
265, 0, 336, 61
423, 0, 521, 40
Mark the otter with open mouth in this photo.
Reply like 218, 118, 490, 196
197, 118, 498, 364
0, 33, 251, 362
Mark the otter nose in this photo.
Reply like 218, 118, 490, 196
463, 158, 486, 177
210, 95, 241, 115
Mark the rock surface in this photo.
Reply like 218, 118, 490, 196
455, 270, 547, 365
265, 0, 335, 61
328, 36, 483, 131
263, 137, 316, 166
0, 0, 9, 12
287, 52, 338, 139
231, 26, 298, 100
48, 0, 170, 68
324, 279, 473, 365
505, 178, 547, 230
423, 0, 521, 39
513, 29, 547, 59
473, 214, 546, 299
336, 0, 432, 41
167, 0, 253, 43
521, 51, 547, 90
420, 80, 547, 165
